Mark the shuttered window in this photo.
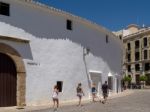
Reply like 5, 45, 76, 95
0, 2, 10, 16
66, 19, 72, 30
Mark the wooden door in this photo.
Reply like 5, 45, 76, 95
0, 53, 17, 107
146, 74, 150, 85
136, 74, 140, 85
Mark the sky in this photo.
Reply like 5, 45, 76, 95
35, 0, 150, 31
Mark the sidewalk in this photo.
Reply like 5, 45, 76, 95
0, 90, 134, 112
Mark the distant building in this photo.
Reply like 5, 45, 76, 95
114, 24, 150, 86
0, 0, 122, 107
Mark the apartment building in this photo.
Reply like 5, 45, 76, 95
115, 24, 150, 85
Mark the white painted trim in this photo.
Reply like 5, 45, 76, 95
89, 70, 102, 74
108, 72, 113, 77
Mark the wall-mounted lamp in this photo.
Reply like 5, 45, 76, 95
83, 47, 90, 56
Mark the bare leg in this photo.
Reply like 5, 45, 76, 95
104, 96, 106, 103
92, 94, 94, 102
102, 95, 105, 104
96, 95, 101, 102
103, 96, 108, 104
56, 99, 59, 108
105, 97, 107, 103
92, 94, 96, 102
78, 96, 82, 106
53, 99, 55, 108
79, 97, 81, 106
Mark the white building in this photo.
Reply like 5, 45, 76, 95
0, 0, 123, 107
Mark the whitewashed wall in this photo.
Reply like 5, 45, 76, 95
0, 0, 123, 106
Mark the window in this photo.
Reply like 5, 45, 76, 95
106, 35, 109, 43
66, 19, 72, 30
108, 76, 113, 90
57, 81, 63, 92
136, 75, 140, 85
135, 64, 140, 71
0, 2, 10, 16
144, 50, 148, 59
128, 75, 131, 78
127, 53, 131, 62
135, 40, 140, 49
145, 63, 150, 71
128, 65, 131, 72
127, 43, 131, 50
149, 50, 150, 59
143, 37, 147, 47
119, 35, 122, 40
135, 52, 140, 61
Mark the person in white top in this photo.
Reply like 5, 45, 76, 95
76, 83, 84, 106
52, 85, 59, 111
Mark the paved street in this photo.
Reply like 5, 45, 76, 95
31, 90, 150, 112
1, 90, 150, 112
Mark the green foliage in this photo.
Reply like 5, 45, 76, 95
139, 75, 148, 81
123, 76, 132, 82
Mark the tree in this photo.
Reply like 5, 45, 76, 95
123, 76, 132, 82
139, 75, 148, 88
123, 76, 132, 89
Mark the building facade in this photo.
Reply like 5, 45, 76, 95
0, 0, 123, 107
115, 24, 150, 86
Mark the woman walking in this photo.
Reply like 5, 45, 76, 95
76, 83, 84, 106
91, 83, 97, 102
52, 85, 59, 111
91, 83, 101, 102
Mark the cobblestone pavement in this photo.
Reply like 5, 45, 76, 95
32, 89, 150, 112
1, 90, 150, 112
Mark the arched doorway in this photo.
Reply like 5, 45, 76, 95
0, 53, 17, 107
0, 42, 26, 107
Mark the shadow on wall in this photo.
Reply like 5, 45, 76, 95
0, 21, 121, 74
0, 41, 33, 60
0, 0, 122, 74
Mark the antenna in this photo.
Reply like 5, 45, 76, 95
142, 24, 145, 28
136, 16, 139, 25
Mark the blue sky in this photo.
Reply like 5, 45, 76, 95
36, 0, 150, 31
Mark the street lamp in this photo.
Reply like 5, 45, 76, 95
122, 68, 127, 76
121, 68, 127, 91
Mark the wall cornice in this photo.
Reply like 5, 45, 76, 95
0, 35, 30, 43
123, 28, 150, 42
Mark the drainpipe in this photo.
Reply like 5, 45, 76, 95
83, 47, 91, 96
